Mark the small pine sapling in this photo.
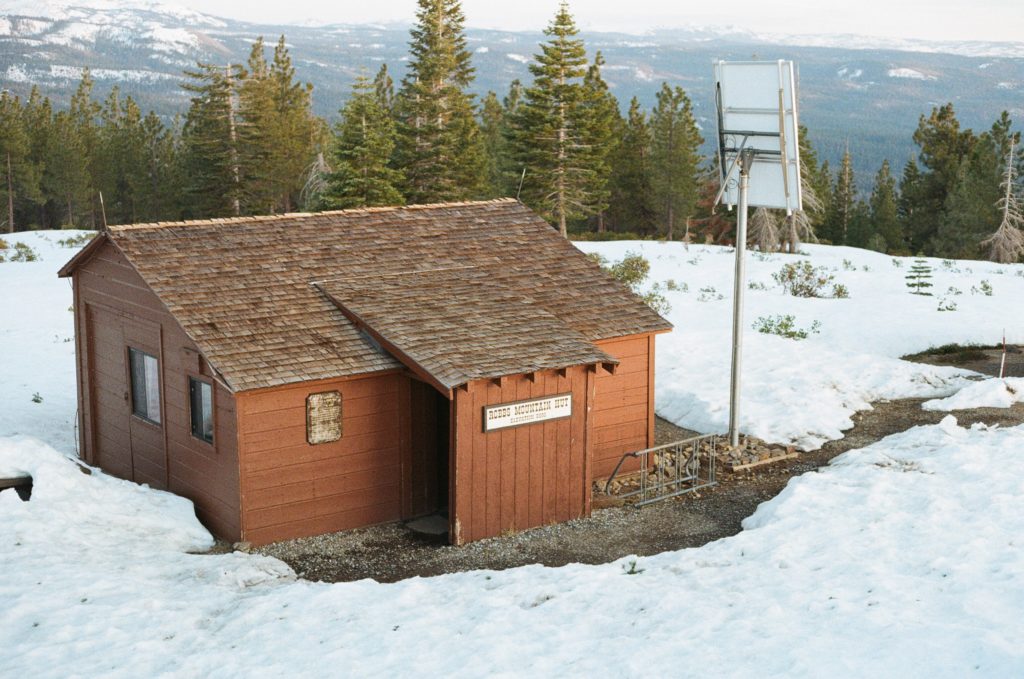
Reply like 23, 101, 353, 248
905, 257, 934, 295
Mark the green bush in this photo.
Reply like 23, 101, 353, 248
772, 261, 848, 298
589, 251, 670, 315
9, 242, 39, 262
753, 314, 821, 340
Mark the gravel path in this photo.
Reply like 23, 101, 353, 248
255, 354, 1024, 583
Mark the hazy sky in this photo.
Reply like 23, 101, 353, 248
181, 0, 1022, 43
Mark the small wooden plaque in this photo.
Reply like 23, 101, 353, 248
306, 391, 342, 444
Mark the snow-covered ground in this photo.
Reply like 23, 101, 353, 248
2, 232, 1024, 677
576, 241, 1023, 448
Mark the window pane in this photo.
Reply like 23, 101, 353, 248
129, 348, 160, 424
190, 378, 214, 444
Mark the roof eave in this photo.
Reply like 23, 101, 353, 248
57, 232, 109, 278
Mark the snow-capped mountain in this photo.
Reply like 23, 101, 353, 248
2, 0, 1022, 184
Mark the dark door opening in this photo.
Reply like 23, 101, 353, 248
407, 378, 452, 521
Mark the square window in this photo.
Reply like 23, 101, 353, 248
189, 378, 214, 444
306, 391, 342, 444
129, 348, 160, 424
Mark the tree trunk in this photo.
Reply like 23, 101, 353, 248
597, 211, 605, 233
667, 205, 674, 241
226, 65, 241, 217
5, 151, 14, 233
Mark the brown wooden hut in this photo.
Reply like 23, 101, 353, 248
58, 200, 671, 545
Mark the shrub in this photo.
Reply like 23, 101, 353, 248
841, 258, 856, 271
831, 283, 850, 299
9, 242, 38, 262
748, 281, 768, 291
972, 280, 993, 296
664, 279, 686, 292
753, 314, 821, 340
58, 232, 96, 248
591, 251, 670, 314
697, 286, 723, 302
772, 261, 846, 298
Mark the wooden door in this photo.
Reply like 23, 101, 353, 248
86, 305, 168, 490
87, 304, 133, 480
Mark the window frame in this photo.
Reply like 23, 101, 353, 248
128, 347, 161, 426
188, 376, 215, 445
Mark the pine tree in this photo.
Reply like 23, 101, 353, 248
180, 62, 245, 218
649, 82, 702, 240
579, 51, 620, 232
42, 110, 91, 226
323, 74, 404, 209
373, 63, 395, 113
68, 70, 101, 227
0, 92, 39, 233
607, 97, 655, 235
508, 2, 592, 236
238, 36, 317, 214
869, 159, 902, 252
22, 87, 52, 228
823, 145, 856, 245
905, 257, 934, 295
479, 91, 509, 198
898, 159, 929, 252
911, 103, 977, 249
393, 0, 486, 203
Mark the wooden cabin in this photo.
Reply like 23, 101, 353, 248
58, 200, 671, 545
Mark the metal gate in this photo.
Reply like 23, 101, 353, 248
603, 434, 717, 506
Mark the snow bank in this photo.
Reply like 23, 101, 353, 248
923, 377, 1024, 411
0, 231, 90, 453
3, 419, 1024, 676
578, 242, 1022, 448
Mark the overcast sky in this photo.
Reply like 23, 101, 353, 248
183, 0, 1022, 43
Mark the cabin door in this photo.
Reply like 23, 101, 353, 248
86, 305, 168, 490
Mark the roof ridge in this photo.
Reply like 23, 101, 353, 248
107, 198, 521, 232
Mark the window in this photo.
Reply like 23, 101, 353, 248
129, 348, 160, 424
306, 391, 342, 444
189, 378, 214, 444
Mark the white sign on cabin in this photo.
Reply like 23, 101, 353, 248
484, 394, 572, 432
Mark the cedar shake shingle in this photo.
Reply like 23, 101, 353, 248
64, 199, 671, 391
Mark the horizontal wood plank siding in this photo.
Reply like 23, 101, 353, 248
451, 367, 590, 545
76, 241, 241, 541
592, 335, 655, 479
236, 372, 407, 546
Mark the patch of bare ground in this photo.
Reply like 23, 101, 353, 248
255, 351, 1024, 584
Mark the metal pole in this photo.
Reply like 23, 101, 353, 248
729, 149, 754, 448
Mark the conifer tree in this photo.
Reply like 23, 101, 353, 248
373, 64, 395, 113
238, 36, 317, 214
180, 62, 245, 218
898, 159, 929, 252
69, 71, 101, 226
823, 145, 856, 245
607, 97, 655, 234
0, 92, 39, 232
323, 75, 404, 209
508, 2, 592, 236
42, 110, 91, 226
579, 52, 620, 231
393, 0, 486, 203
649, 82, 702, 240
905, 257, 934, 295
22, 87, 52, 228
911, 103, 976, 248
479, 91, 509, 198
869, 159, 902, 252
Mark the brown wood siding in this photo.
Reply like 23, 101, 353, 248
236, 372, 408, 546
75, 241, 241, 541
592, 335, 656, 479
450, 367, 592, 545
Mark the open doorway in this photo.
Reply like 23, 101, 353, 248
407, 379, 451, 529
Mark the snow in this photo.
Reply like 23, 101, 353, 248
3, 233, 1024, 675
923, 377, 1024, 411
576, 242, 1024, 449
887, 67, 938, 81
506, 53, 529, 64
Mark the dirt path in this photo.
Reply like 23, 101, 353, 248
257, 360, 1024, 583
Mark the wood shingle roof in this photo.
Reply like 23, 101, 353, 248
62, 199, 671, 392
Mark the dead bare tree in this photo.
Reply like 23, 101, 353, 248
299, 152, 332, 211
779, 176, 821, 254
981, 139, 1024, 263
748, 207, 780, 251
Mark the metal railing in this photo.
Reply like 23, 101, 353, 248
603, 434, 717, 506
